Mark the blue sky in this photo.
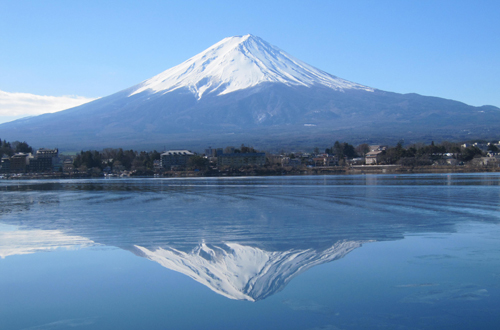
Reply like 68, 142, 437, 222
0, 0, 499, 121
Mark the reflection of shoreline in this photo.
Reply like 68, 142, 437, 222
134, 241, 365, 301
1, 166, 500, 180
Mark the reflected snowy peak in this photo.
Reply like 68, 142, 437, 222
133, 241, 364, 301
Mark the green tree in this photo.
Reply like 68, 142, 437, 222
343, 143, 357, 159
0, 140, 13, 157
240, 144, 257, 153
187, 156, 209, 170
487, 144, 499, 153
461, 146, 483, 161
332, 141, 357, 159
150, 150, 161, 161
15, 141, 33, 153
332, 141, 342, 158
73, 150, 103, 169
355, 143, 370, 157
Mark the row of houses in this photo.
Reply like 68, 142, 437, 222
8, 142, 495, 174
0, 149, 61, 173
158, 144, 395, 170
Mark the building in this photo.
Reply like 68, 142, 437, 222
160, 150, 195, 169
365, 150, 384, 165
28, 157, 53, 172
281, 157, 302, 167
36, 148, 58, 158
10, 153, 30, 173
312, 155, 336, 167
0, 156, 11, 173
205, 147, 218, 157
63, 159, 75, 173
266, 155, 282, 166
348, 157, 365, 165
217, 152, 266, 167
28, 148, 59, 172
472, 157, 498, 167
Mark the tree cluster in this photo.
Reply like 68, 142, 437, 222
73, 148, 161, 173
379, 141, 487, 165
325, 141, 357, 159
225, 144, 258, 154
187, 155, 209, 170
0, 138, 33, 159
318, 141, 359, 162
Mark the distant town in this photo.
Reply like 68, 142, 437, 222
1, 138, 500, 179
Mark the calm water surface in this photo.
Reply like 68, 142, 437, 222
0, 174, 499, 329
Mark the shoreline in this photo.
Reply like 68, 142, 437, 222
1, 165, 499, 180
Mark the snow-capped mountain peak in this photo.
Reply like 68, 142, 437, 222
129, 34, 373, 99
133, 240, 364, 301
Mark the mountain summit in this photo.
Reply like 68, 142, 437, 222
130, 34, 373, 99
0, 35, 498, 149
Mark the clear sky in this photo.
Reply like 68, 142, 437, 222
0, 0, 499, 122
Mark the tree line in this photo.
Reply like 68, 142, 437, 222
73, 148, 162, 173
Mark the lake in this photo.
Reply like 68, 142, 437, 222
1, 174, 499, 329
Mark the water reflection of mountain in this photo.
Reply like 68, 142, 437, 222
133, 241, 363, 301
0, 176, 499, 300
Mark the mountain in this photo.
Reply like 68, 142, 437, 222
133, 241, 363, 301
0, 34, 498, 149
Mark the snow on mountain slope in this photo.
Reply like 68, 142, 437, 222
134, 241, 364, 301
130, 34, 374, 99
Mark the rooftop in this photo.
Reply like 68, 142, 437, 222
161, 150, 194, 156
